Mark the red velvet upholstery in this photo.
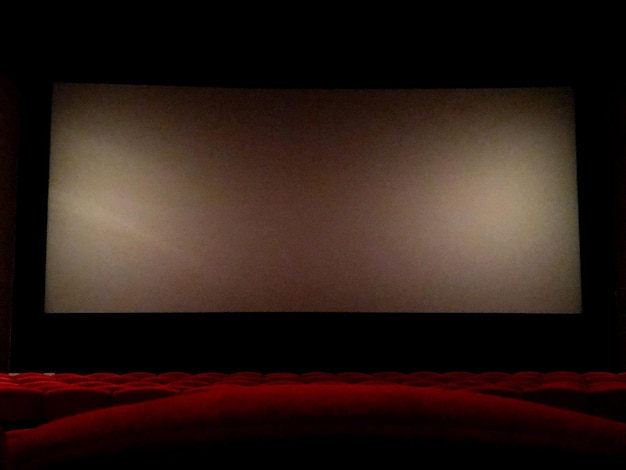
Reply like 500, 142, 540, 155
4, 384, 626, 469
4, 371, 626, 429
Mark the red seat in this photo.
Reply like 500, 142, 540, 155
111, 385, 178, 406
0, 386, 43, 424
521, 381, 589, 414
6, 384, 626, 469
44, 387, 112, 421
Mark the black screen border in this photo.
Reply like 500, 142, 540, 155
8, 70, 620, 373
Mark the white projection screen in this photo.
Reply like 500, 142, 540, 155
44, 83, 581, 314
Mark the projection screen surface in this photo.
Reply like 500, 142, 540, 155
44, 84, 581, 314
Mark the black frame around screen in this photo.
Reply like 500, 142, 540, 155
8, 70, 620, 374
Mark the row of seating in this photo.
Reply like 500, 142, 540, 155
3, 371, 626, 428
7, 382, 626, 468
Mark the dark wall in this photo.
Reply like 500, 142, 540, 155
611, 88, 626, 367
0, 73, 20, 371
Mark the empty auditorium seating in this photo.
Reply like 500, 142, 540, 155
4, 380, 626, 469
3, 371, 626, 430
